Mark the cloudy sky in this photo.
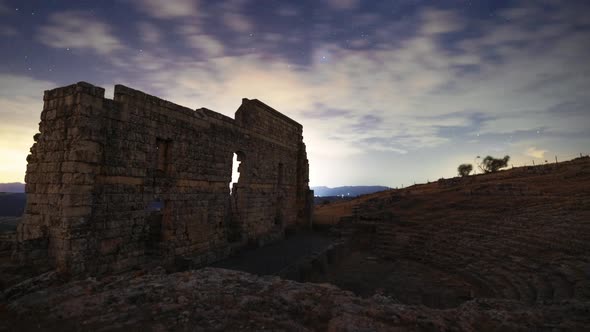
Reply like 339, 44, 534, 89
0, 0, 589, 187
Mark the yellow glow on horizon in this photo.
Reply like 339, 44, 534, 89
0, 127, 35, 184
0, 146, 29, 183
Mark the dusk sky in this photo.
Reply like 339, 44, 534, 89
0, 0, 589, 187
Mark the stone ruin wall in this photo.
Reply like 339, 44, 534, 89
15, 82, 313, 275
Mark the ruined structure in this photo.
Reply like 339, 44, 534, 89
15, 82, 313, 275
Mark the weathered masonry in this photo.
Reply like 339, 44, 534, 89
15, 82, 313, 275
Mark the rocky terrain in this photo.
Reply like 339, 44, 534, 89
2, 267, 589, 331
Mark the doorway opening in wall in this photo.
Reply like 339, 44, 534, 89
156, 138, 171, 175
146, 198, 164, 256
228, 151, 245, 243
230, 151, 245, 194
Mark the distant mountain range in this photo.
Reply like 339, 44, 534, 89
0, 183, 24, 193
0, 183, 390, 214
311, 186, 390, 197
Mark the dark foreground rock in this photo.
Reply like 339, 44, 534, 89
2, 267, 589, 331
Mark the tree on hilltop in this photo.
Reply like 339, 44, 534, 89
457, 164, 473, 177
480, 155, 510, 173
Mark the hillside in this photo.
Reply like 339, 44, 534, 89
314, 156, 590, 225
313, 156, 590, 312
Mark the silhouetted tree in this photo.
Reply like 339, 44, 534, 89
457, 164, 473, 177
480, 155, 510, 173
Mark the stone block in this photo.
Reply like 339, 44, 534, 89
100, 237, 122, 255
62, 206, 92, 218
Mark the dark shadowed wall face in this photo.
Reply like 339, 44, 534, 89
15, 82, 312, 274
1, 0, 589, 187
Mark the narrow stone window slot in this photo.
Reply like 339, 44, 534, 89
277, 163, 284, 187
156, 139, 170, 173
275, 162, 284, 227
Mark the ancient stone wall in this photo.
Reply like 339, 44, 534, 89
15, 82, 313, 275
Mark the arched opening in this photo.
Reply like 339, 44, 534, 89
230, 151, 245, 194
227, 151, 245, 243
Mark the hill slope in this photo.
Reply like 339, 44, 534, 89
314, 156, 590, 309
314, 156, 590, 225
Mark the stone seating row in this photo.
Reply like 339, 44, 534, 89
373, 217, 589, 303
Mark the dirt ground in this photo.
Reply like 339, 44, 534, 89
310, 250, 477, 308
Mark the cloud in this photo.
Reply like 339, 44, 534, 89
262, 33, 282, 43
277, 6, 298, 17
130, 51, 172, 71
10, 1, 586, 186
38, 11, 123, 55
185, 34, 224, 57
216, 0, 252, 33
174, 21, 224, 57
420, 8, 464, 35
359, 14, 381, 25
349, 39, 369, 48
355, 137, 409, 154
0, 1, 9, 15
546, 101, 587, 116
124, 43, 460, 159
325, 0, 359, 10
121, 1, 587, 165
129, 0, 199, 19
137, 21, 162, 43
223, 12, 252, 32
350, 115, 383, 133
301, 108, 351, 119
0, 25, 17, 36
525, 147, 547, 159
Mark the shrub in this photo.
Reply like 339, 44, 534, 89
480, 155, 510, 173
457, 164, 473, 177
